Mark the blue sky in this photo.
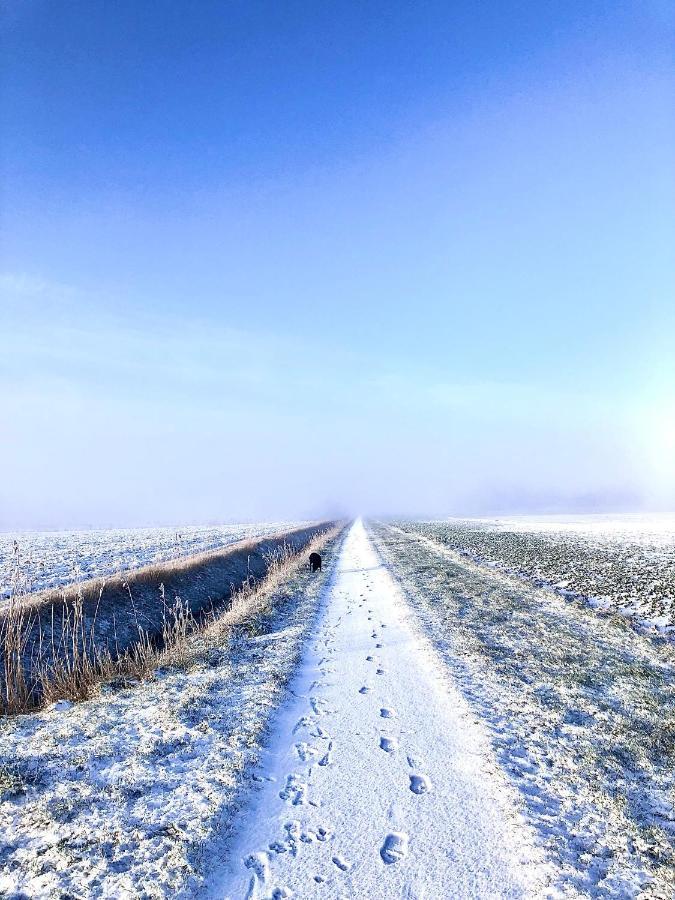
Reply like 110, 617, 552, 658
1, 1, 674, 528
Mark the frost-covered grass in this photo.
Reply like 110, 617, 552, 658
1, 522, 306, 599
370, 521, 675, 899
401, 514, 675, 632
0, 529, 344, 898
1, 524, 332, 716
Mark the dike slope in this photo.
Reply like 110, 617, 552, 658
1, 521, 336, 677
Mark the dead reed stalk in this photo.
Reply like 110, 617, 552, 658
0, 524, 342, 716
1, 598, 34, 713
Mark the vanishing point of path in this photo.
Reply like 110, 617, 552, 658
208, 520, 551, 899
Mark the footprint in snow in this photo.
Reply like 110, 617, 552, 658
366, 655, 374, 662
359, 686, 370, 694
269, 821, 302, 856
379, 736, 397, 753
294, 742, 318, 762
293, 716, 315, 734
244, 851, 269, 876
376, 668, 385, 675
380, 832, 408, 864
375, 642, 383, 649
318, 742, 333, 766
279, 774, 308, 805
332, 854, 351, 872
312, 725, 330, 739
409, 774, 433, 795
380, 707, 397, 719
310, 697, 331, 716
244, 851, 270, 893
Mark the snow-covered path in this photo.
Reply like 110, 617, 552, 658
208, 520, 549, 899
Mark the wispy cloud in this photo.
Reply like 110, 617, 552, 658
0, 272, 79, 300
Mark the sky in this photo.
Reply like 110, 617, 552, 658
1, 1, 674, 529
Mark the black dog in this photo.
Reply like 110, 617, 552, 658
309, 552, 322, 573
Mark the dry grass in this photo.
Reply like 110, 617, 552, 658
1, 598, 33, 714
10, 527, 309, 615
0, 524, 342, 716
199, 530, 334, 643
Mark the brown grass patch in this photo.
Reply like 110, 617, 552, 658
0, 523, 343, 715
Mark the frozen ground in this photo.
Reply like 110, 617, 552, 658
3, 518, 672, 898
0, 522, 305, 599
0, 536, 337, 898
206, 519, 551, 899
371, 521, 675, 898
397, 515, 675, 632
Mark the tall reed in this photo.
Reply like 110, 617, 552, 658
0, 525, 341, 715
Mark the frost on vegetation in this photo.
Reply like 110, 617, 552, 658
0, 522, 307, 599
0, 542, 335, 899
402, 515, 675, 633
371, 520, 675, 899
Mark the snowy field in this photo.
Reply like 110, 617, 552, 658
396, 514, 675, 632
0, 532, 340, 898
372, 521, 675, 898
0, 522, 306, 599
3, 518, 675, 898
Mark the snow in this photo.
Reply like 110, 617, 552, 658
0, 544, 333, 897
1, 522, 306, 598
469, 513, 675, 542
3, 516, 671, 897
372, 521, 675, 897
402, 514, 675, 632
207, 520, 551, 899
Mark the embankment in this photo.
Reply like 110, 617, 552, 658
0, 521, 337, 703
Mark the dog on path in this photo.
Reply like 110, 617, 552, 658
309, 552, 322, 573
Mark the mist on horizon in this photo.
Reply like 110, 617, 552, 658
1, 2, 673, 531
